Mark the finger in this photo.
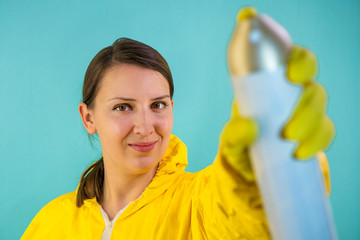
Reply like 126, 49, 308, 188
287, 46, 318, 85
237, 6, 257, 22
220, 118, 257, 182
221, 117, 258, 147
294, 116, 335, 159
317, 152, 331, 197
230, 101, 242, 120
282, 82, 327, 141
222, 147, 256, 182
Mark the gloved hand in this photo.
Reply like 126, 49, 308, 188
220, 44, 335, 195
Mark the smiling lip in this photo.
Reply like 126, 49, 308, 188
128, 141, 157, 152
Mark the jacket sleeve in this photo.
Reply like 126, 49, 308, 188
191, 153, 271, 239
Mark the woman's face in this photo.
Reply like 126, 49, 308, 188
89, 64, 173, 174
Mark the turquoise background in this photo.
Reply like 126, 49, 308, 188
1, 0, 359, 239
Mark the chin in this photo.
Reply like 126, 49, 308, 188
129, 154, 160, 174
127, 141, 168, 173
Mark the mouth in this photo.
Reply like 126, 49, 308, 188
128, 141, 158, 152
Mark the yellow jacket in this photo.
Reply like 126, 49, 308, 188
22, 135, 270, 239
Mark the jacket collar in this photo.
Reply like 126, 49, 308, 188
82, 134, 188, 217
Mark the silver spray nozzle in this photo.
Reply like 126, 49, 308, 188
228, 8, 293, 78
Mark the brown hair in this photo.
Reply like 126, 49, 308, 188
77, 38, 174, 207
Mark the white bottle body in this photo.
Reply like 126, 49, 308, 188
233, 66, 337, 240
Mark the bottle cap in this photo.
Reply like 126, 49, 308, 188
228, 7, 292, 78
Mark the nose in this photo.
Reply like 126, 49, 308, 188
133, 108, 155, 136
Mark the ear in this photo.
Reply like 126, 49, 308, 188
171, 99, 174, 108
79, 103, 97, 134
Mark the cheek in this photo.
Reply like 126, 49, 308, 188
97, 114, 133, 140
155, 113, 174, 135
111, 117, 133, 137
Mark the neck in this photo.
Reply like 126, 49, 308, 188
101, 160, 158, 220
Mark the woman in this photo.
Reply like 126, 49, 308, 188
21, 37, 333, 239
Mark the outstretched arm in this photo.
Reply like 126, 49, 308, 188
198, 45, 334, 238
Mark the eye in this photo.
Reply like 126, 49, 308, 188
151, 101, 167, 110
113, 104, 132, 111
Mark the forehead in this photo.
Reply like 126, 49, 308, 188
98, 64, 170, 100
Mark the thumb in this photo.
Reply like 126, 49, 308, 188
230, 101, 242, 121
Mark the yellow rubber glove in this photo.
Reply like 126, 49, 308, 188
220, 44, 335, 195
283, 46, 335, 160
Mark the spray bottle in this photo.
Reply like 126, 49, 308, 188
228, 7, 337, 240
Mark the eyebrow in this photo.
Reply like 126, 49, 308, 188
151, 95, 171, 101
108, 95, 171, 102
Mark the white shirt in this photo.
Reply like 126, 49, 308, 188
100, 205, 128, 240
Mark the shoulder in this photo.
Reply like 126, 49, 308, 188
22, 191, 103, 240
22, 191, 76, 229
21, 191, 78, 239
48, 191, 77, 204
33, 191, 78, 221
40, 191, 78, 213
171, 166, 214, 194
